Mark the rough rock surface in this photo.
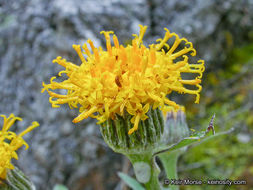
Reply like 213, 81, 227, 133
0, 0, 252, 189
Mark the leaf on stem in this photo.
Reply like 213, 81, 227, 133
118, 172, 145, 190
154, 121, 234, 157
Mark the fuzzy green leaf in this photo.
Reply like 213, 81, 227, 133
154, 127, 234, 156
53, 184, 69, 190
118, 172, 145, 190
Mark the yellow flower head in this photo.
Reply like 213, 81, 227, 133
42, 25, 205, 135
0, 114, 39, 180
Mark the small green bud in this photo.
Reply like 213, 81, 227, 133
163, 108, 189, 145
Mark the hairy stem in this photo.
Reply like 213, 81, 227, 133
127, 152, 161, 190
159, 150, 182, 190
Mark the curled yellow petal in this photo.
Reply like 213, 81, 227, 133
73, 106, 98, 123
128, 113, 141, 135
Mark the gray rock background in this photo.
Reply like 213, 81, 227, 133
0, 0, 252, 189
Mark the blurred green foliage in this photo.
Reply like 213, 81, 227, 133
53, 184, 69, 190
179, 40, 253, 190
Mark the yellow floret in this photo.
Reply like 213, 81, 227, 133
42, 25, 205, 134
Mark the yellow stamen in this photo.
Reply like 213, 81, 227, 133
73, 106, 98, 123
113, 35, 120, 49
156, 28, 171, 50
100, 31, 114, 56
82, 43, 92, 57
128, 113, 141, 135
19, 122, 39, 137
72, 45, 86, 63
179, 79, 201, 85
136, 25, 147, 46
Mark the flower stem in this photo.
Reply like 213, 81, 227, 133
127, 152, 161, 190
159, 150, 182, 190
